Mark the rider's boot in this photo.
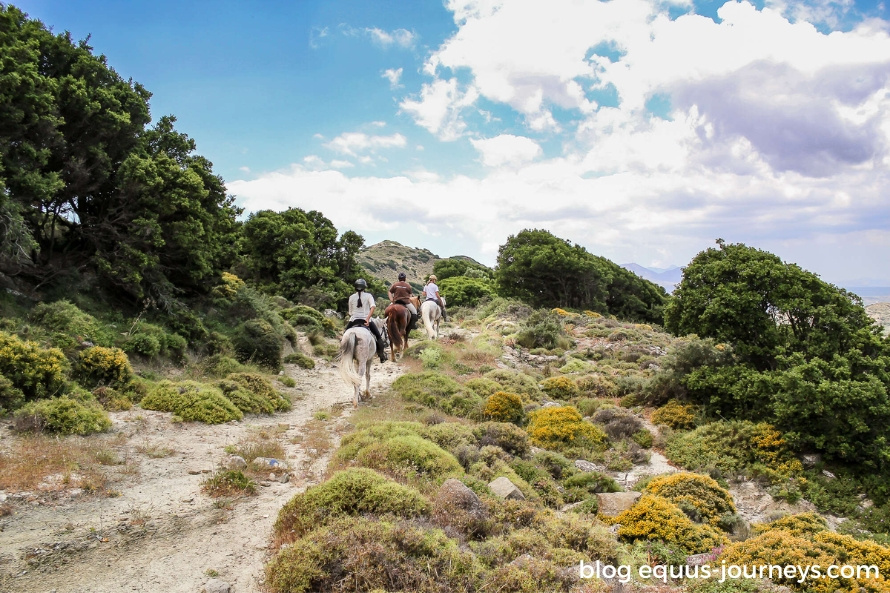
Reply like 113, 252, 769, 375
377, 339, 388, 363
441, 307, 448, 322
409, 313, 419, 332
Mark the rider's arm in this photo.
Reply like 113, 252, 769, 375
367, 297, 375, 323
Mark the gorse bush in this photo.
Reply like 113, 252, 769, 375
526, 406, 607, 454
0, 331, 68, 410
232, 318, 283, 370
140, 380, 243, 424
225, 372, 290, 412
76, 346, 133, 388
644, 472, 736, 528
609, 494, 728, 555
124, 322, 188, 360
482, 391, 524, 425
752, 512, 827, 537
274, 468, 431, 544
515, 311, 571, 350
282, 352, 314, 369
652, 399, 696, 429
13, 395, 111, 435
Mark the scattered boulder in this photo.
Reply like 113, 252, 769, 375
489, 476, 525, 500
800, 453, 821, 468
433, 478, 489, 538
596, 492, 641, 517
574, 459, 606, 473
225, 455, 247, 470
203, 579, 231, 593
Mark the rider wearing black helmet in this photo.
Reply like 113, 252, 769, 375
346, 278, 387, 363
388, 272, 418, 331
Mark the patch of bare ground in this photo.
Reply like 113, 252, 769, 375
0, 351, 404, 593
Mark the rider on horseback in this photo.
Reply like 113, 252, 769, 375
346, 279, 387, 363
424, 274, 448, 322
388, 272, 418, 332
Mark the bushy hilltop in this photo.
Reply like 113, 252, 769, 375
356, 240, 485, 290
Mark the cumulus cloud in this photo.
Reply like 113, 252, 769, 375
470, 134, 542, 167
367, 27, 416, 48
400, 79, 480, 140
323, 132, 407, 156
383, 67, 403, 88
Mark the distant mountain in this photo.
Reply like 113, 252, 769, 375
621, 263, 683, 292
357, 240, 485, 291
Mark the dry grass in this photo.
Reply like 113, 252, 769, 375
225, 430, 287, 478
0, 435, 111, 493
136, 440, 176, 458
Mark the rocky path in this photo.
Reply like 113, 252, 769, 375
0, 357, 403, 593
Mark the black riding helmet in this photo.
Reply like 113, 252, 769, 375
398, 273, 406, 281
355, 278, 368, 290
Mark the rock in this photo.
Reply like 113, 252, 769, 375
488, 477, 525, 500
822, 470, 836, 479
574, 460, 606, 473
801, 453, 822, 468
225, 456, 247, 470
279, 473, 290, 484
686, 553, 711, 566
541, 401, 561, 408
203, 579, 232, 593
433, 478, 488, 537
560, 501, 584, 512
324, 309, 343, 319
596, 492, 641, 517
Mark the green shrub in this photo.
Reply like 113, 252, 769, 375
463, 377, 502, 399
509, 459, 564, 508
28, 300, 113, 351
631, 428, 654, 448
474, 422, 530, 457
225, 372, 291, 412
202, 470, 256, 496
232, 319, 283, 370
515, 311, 570, 350
279, 376, 296, 388
0, 331, 69, 407
76, 346, 134, 388
652, 399, 696, 429
483, 369, 542, 399
13, 395, 111, 435
644, 472, 736, 528
274, 468, 430, 543
526, 406, 607, 453
482, 391, 524, 425
609, 494, 728, 554
201, 354, 247, 377
141, 380, 243, 424
392, 372, 465, 407
265, 516, 483, 593
752, 512, 827, 537
0, 373, 25, 414
575, 374, 619, 398
666, 420, 803, 485
124, 322, 188, 360
353, 435, 464, 483
558, 358, 589, 374
283, 352, 314, 369
540, 376, 578, 400
216, 380, 274, 415
92, 386, 134, 411
563, 471, 621, 502
532, 450, 577, 480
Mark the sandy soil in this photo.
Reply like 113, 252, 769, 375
0, 355, 403, 593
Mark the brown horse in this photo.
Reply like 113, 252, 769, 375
384, 303, 411, 360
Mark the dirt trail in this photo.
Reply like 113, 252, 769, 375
0, 356, 403, 593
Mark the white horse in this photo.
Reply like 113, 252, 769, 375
337, 318, 387, 407
420, 299, 443, 340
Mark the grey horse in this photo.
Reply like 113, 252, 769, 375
337, 318, 388, 407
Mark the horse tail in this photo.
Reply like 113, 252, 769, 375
421, 301, 435, 339
386, 309, 403, 352
338, 330, 361, 388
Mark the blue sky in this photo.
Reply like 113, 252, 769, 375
12, 0, 890, 286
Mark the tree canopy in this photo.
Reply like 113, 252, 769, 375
664, 240, 890, 467
495, 229, 667, 323
0, 5, 240, 304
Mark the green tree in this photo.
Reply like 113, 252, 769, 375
239, 208, 363, 307
433, 257, 492, 281
495, 229, 666, 323
438, 276, 495, 307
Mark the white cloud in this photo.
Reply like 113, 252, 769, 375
470, 135, 542, 167
323, 132, 408, 156
399, 78, 480, 140
367, 27, 416, 48
382, 68, 403, 88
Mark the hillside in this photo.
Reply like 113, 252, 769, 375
356, 240, 485, 289
867, 302, 890, 334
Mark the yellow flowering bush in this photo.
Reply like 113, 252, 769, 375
76, 346, 134, 388
551, 308, 572, 317
0, 331, 69, 408
720, 528, 890, 593
609, 494, 728, 555
482, 391, 524, 425
752, 512, 827, 537
583, 311, 602, 318
526, 406, 607, 453
652, 400, 696, 429
540, 376, 579, 399
211, 272, 246, 299
644, 472, 736, 528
